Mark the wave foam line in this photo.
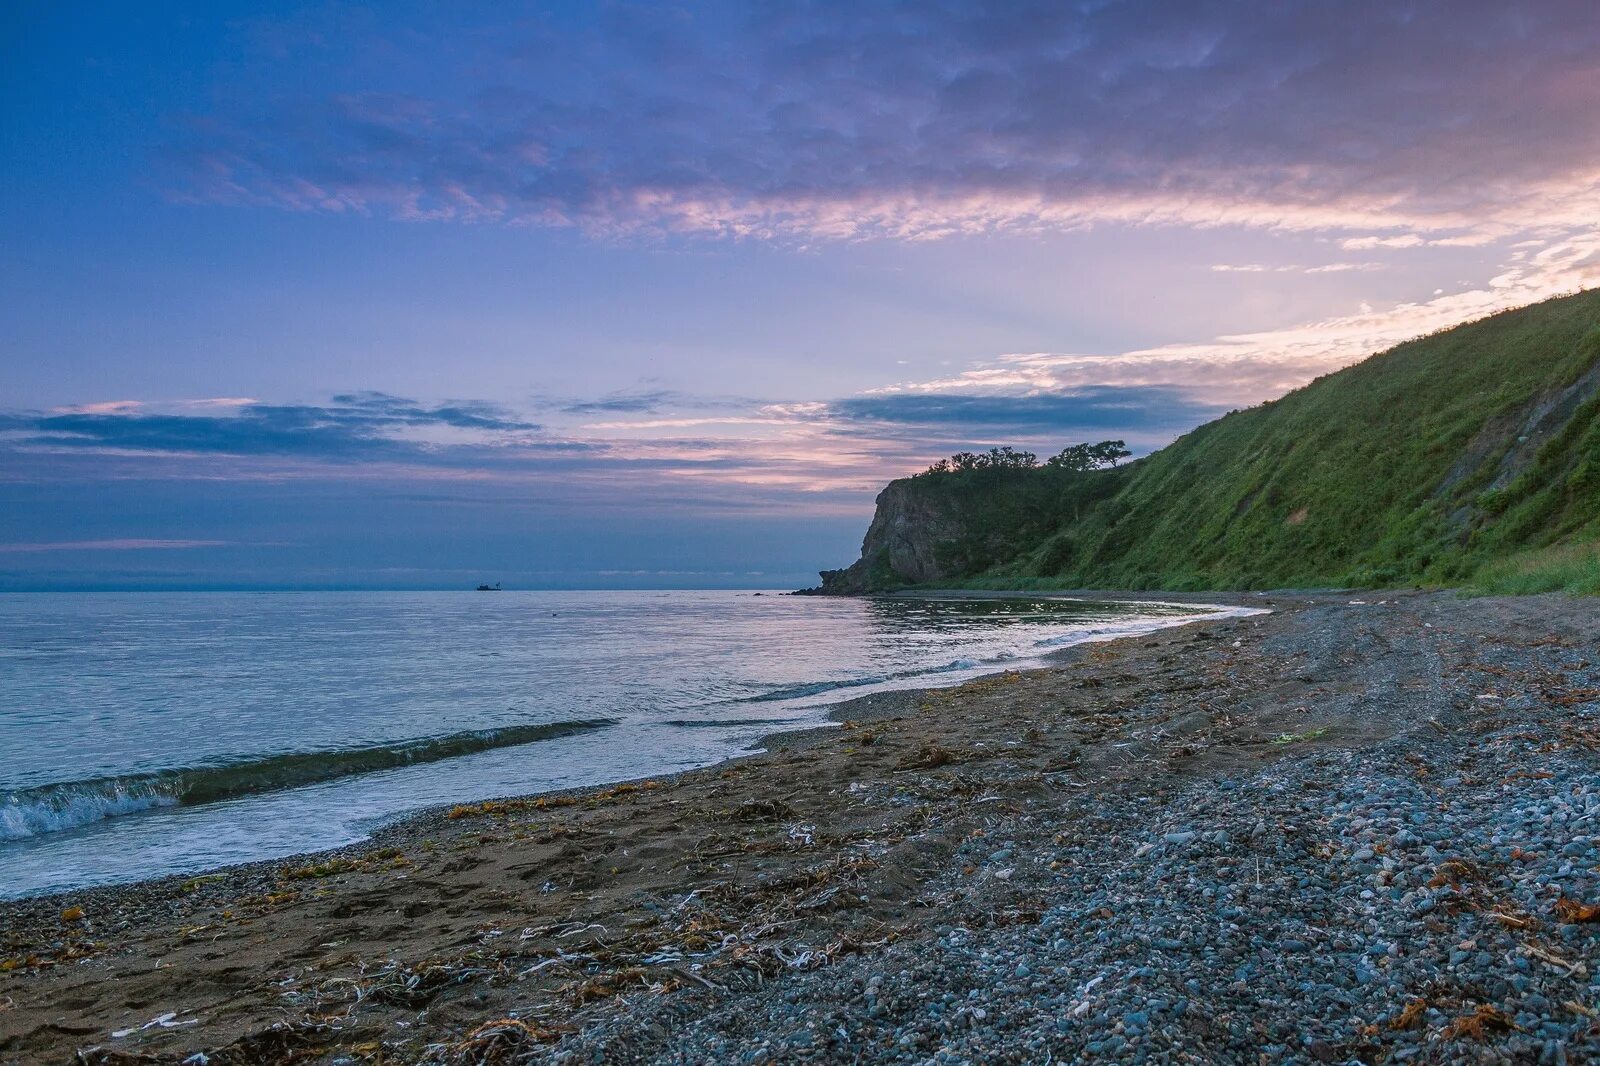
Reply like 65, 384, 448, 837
0, 718, 616, 841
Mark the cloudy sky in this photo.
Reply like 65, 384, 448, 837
3, 1, 1598, 589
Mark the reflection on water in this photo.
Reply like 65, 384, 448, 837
0, 590, 1240, 897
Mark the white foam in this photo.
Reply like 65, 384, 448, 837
0, 782, 179, 841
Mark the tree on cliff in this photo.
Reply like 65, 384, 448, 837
1045, 444, 1096, 472
986, 446, 1038, 469
922, 446, 1039, 475
921, 441, 1129, 478
1089, 440, 1132, 467
1046, 440, 1131, 472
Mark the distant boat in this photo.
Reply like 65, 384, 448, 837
476, 582, 502, 591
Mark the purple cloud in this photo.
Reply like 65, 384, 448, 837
3, 393, 542, 462
163, 1, 1600, 240
0, 381, 1223, 512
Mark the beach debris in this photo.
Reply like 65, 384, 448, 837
731, 798, 797, 822
587, 781, 662, 803
110, 1011, 199, 1038
517, 948, 595, 978
172, 1020, 342, 1064
1271, 727, 1330, 745
1518, 943, 1588, 976
178, 874, 226, 894
1427, 859, 1482, 888
447, 798, 539, 819
433, 1017, 559, 1063
322, 957, 504, 1012
1388, 998, 1428, 1030
280, 847, 409, 881
554, 922, 608, 941
1486, 910, 1537, 930
1553, 897, 1600, 923
1440, 1005, 1520, 1041
282, 857, 362, 880
564, 966, 665, 1004
60, 905, 84, 923
895, 743, 961, 770
771, 944, 824, 969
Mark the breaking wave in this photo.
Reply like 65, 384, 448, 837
0, 719, 616, 841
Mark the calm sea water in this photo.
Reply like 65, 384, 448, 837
0, 590, 1244, 899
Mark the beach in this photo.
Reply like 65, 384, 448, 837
0, 590, 1214, 900
3, 591, 1598, 1063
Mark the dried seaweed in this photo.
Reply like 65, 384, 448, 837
729, 798, 797, 822
1553, 897, 1600, 923
895, 744, 960, 770
431, 1018, 559, 1064
1388, 998, 1427, 1030
1440, 1004, 1519, 1041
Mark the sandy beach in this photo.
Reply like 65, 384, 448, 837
3, 591, 1598, 1064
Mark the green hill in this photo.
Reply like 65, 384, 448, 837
813, 288, 1600, 594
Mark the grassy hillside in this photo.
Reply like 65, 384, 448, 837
1018, 288, 1600, 589
821, 288, 1600, 594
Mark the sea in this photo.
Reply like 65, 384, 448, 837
0, 590, 1252, 900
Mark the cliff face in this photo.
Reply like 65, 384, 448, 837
813, 481, 969, 594
811, 288, 1600, 594
809, 463, 1132, 594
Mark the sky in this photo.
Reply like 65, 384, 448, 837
2, 1, 1598, 590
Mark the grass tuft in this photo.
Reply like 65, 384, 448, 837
1465, 541, 1600, 596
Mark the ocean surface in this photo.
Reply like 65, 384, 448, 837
0, 590, 1248, 899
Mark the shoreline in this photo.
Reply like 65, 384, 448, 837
760, 591, 1274, 749
5, 589, 1596, 1063
0, 592, 1255, 909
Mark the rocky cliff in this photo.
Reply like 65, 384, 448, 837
808, 463, 1131, 594
811, 480, 970, 594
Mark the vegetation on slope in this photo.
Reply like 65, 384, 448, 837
822, 288, 1600, 593
1465, 541, 1600, 597
906, 445, 1134, 580
814, 445, 1134, 592
1030, 288, 1600, 589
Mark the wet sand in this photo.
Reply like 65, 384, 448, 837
3, 590, 1596, 1063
